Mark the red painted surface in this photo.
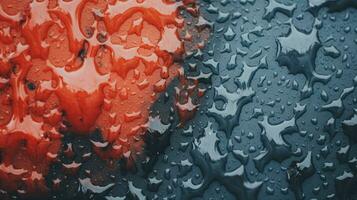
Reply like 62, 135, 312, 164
0, 0, 200, 197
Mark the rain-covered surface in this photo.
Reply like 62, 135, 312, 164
1, 0, 357, 199
127, 0, 357, 199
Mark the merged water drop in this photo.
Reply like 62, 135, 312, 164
0, 0, 357, 199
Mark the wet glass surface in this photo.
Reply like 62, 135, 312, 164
0, 0, 357, 200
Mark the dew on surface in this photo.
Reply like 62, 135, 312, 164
1, 0, 357, 200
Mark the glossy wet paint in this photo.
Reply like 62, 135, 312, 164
1, 0, 357, 200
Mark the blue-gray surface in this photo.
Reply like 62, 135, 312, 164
47, 0, 357, 200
